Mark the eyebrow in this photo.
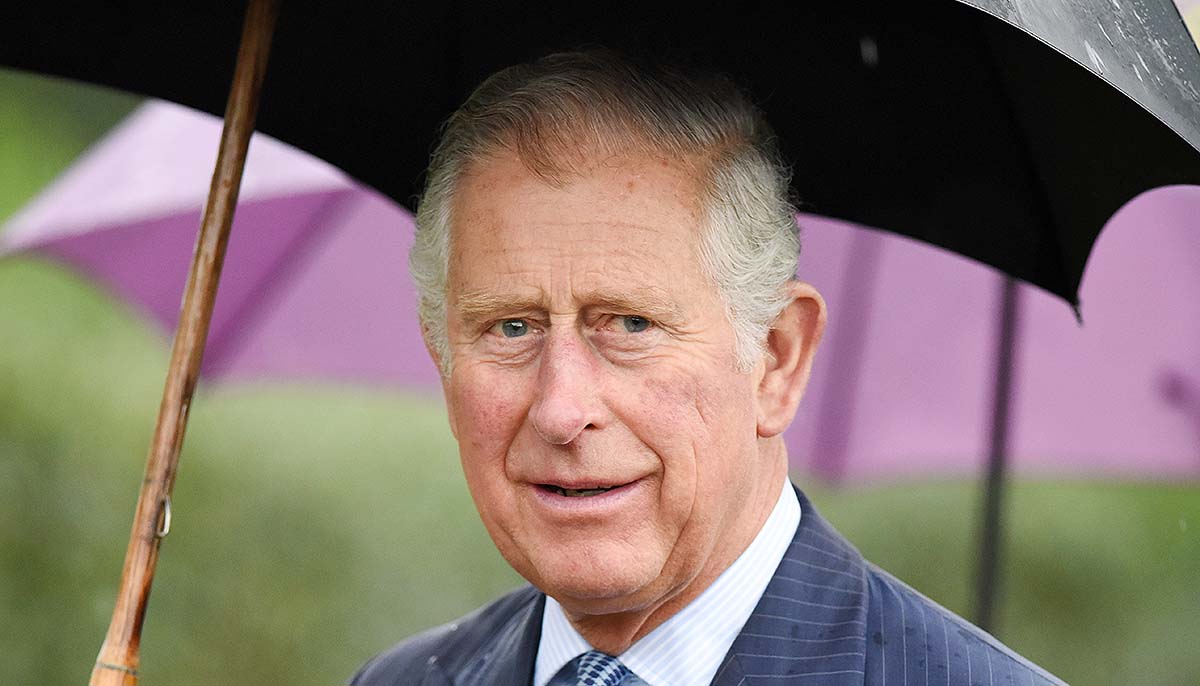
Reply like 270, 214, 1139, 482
454, 291, 540, 328
453, 286, 683, 327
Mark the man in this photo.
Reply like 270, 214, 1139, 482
353, 51, 1065, 686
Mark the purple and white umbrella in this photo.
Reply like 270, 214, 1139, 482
2, 100, 438, 388
788, 187, 1200, 482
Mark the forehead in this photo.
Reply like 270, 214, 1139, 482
446, 151, 714, 304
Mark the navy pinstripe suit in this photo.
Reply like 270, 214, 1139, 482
351, 488, 1065, 686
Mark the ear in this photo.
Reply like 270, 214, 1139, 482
756, 281, 826, 438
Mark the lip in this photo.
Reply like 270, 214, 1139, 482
527, 477, 646, 517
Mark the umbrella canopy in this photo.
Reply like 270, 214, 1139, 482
787, 185, 1200, 482
1, 100, 438, 388
3, 0, 1200, 305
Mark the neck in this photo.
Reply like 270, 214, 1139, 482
565, 439, 790, 654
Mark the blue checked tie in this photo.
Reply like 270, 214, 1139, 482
550, 649, 631, 686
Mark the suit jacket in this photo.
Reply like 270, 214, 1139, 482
351, 487, 1066, 685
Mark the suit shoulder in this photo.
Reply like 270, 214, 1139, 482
349, 585, 543, 686
865, 564, 1068, 685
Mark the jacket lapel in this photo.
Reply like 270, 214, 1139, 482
711, 488, 870, 686
452, 592, 545, 686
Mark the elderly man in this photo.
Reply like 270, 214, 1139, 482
353, 51, 1064, 686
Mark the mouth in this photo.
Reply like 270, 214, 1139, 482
538, 484, 623, 498
528, 478, 645, 516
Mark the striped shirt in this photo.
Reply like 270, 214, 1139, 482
533, 478, 801, 686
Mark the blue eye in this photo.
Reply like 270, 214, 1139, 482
499, 319, 528, 338
622, 315, 651, 333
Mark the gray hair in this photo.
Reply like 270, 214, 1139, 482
410, 50, 800, 374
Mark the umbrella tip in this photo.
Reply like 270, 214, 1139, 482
1071, 299, 1084, 325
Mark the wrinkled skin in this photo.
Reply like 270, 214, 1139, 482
433, 150, 825, 652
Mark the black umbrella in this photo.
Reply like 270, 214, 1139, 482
4, 1, 1199, 683
6, 1, 1200, 302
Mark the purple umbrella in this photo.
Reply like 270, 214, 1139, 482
1, 100, 439, 389
787, 187, 1200, 483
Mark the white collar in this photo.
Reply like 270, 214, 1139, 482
533, 478, 801, 686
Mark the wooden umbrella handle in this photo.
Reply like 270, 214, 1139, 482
89, 1, 280, 683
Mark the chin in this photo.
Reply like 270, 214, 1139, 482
528, 557, 664, 612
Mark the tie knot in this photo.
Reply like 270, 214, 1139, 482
575, 650, 629, 686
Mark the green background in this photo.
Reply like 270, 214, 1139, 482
1, 69, 1198, 686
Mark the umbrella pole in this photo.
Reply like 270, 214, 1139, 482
88, 1, 279, 684
973, 276, 1022, 633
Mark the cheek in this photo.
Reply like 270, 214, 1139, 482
446, 369, 534, 548
447, 368, 533, 469
635, 369, 757, 449
631, 369, 758, 491
639, 370, 758, 512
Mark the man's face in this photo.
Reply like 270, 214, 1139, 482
439, 150, 778, 618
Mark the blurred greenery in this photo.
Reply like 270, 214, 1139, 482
0, 70, 139, 224
2, 69, 1198, 686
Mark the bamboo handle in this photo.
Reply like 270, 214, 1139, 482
89, 1, 279, 683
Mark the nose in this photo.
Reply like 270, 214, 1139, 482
530, 331, 609, 445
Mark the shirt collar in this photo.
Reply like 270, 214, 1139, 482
533, 478, 801, 686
